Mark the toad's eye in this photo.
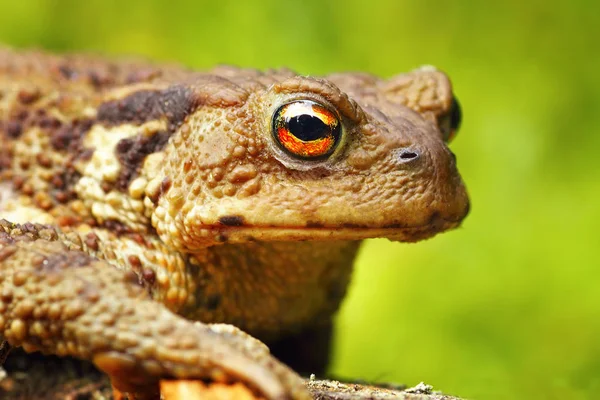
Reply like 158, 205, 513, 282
272, 100, 341, 159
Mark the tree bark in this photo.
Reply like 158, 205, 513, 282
0, 351, 463, 400
159, 379, 463, 400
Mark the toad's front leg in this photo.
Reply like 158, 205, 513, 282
0, 221, 309, 400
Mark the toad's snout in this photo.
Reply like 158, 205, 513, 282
387, 136, 469, 236
424, 142, 470, 228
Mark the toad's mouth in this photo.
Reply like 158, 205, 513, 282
198, 214, 464, 244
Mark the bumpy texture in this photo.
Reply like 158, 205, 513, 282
0, 48, 469, 399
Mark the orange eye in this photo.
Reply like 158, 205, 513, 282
272, 100, 341, 159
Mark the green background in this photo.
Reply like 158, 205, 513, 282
1, 1, 599, 399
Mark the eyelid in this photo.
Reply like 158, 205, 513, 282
271, 76, 366, 125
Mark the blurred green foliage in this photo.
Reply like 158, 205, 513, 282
1, 0, 599, 399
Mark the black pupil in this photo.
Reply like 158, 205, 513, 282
288, 114, 329, 141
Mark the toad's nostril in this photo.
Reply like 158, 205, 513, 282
398, 149, 420, 162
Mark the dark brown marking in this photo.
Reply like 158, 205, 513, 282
56, 215, 81, 228
49, 162, 83, 204
36, 153, 53, 168
128, 255, 142, 269
160, 177, 172, 194
88, 69, 115, 90
84, 232, 100, 251
100, 85, 198, 190
148, 188, 161, 205
14, 109, 28, 122
33, 193, 53, 210
130, 232, 148, 246
17, 88, 41, 104
53, 191, 69, 203
103, 219, 134, 236
341, 223, 366, 228
18, 159, 30, 170
0, 289, 13, 302
101, 181, 113, 193
114, 131, 171, 191
36, 113, 61, 130
49, 119, 93, 153
97, 85, 197, 129
58, 64, 76, 80
50, 174, 65, 188
142, 268, 156, 286
218, 215, 245, 226
41, 251, 94, 272
6, 114, 95, 207
0, 145, 13, 171
6, 121, 22, 138
306, 221, 324, 228
12, 176, 25, 190
21, 182, 34, 196
128, 255, 143, 278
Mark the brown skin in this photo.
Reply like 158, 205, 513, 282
0, 49, 469, 399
